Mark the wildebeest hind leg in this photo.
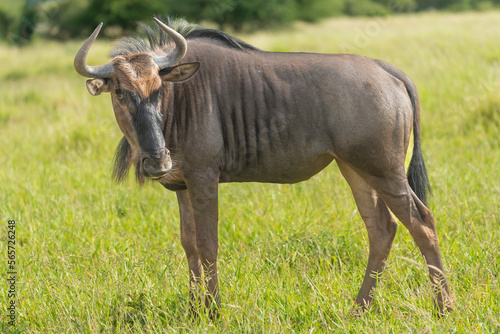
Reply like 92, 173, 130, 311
176, 190, 203, 315
337, 160, 398, 313
351, 168, 453, 317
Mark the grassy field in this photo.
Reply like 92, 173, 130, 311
1, 11, 499, 333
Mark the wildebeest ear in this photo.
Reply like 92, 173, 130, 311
160, 62, 200, 83
86, 78, 110, 96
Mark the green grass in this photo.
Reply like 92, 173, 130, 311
1, 11, 499, 333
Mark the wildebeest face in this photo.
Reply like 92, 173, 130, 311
85, 54, 200, 179
74, 18, 200, 180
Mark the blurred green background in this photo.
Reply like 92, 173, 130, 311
1, 0, 499, 332
2, 0, 500, 44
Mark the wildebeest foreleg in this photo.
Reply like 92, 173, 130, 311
337, 161, 398, 312
176, 190, 203, 314
185, 171, 220, 318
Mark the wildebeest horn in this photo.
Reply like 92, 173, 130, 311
153, 17, 188, 70
74, 23, 114, 78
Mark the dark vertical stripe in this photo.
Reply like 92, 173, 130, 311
242, 65, 254, 168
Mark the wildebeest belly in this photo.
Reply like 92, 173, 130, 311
219, 152, 334, 184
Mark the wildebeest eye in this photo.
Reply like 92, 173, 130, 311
115, 89, 124, 100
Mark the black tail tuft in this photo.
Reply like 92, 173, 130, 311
407, 141, 431, 206
405, 80, 431, 206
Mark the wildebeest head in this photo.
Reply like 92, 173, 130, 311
74, 18, 200, 182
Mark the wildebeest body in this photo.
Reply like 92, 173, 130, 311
74, 18, 453, 318
163, 43, 411, 186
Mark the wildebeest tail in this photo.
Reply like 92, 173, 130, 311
405, 82, 431, 206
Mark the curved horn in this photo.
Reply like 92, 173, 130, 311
74, 23, 114, 78
153, 17, 188, 70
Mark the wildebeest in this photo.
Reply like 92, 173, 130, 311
74, 17, 453, 317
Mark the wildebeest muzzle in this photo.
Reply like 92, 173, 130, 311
142, 148, 172, 179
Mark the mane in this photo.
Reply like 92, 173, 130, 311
111, 17, 260, 57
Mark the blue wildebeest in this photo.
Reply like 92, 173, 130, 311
74, 18, 453, 317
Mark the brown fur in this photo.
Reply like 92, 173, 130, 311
112, 54, 162, 98
78, 19, 453, 319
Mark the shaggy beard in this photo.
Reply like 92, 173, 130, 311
112, 137, 149, 186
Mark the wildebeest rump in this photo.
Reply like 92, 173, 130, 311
74, 17, 453, 317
